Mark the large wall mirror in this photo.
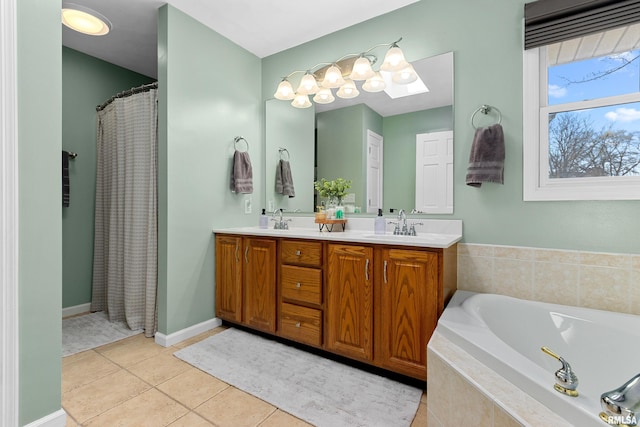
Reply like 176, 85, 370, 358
265, 51, 454, 215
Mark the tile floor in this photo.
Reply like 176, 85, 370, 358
63, 326, 428, 426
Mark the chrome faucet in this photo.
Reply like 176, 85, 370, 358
393, 209, 408, 235
600, 373, 640, 425
541, 347, 579, 397
271, 208, 291, 230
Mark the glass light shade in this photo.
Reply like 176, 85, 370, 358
336, 79, 360, 99
392, 64, 418, 84
296, 73, 320, 95
62, 5, 111, 36
313, 87, 335, 104
362, 72, 386, 92
274, 79, 295, 100
291, 93, 312, 109
321, 65, 345, 89
349, 57, 375, 81
381, 46, 408, 72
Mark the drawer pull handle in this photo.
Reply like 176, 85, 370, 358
296, 282, 301, 288
365, 258, 370, 281
295, 250, 301, 256
295, 322, 301, 328
245, 246, 249, 263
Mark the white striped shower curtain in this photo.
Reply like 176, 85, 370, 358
91, 88, 158, 337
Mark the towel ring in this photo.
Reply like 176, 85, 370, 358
279, 147, 290, 161
471, 104, 502, 129
234, 136, 249, 152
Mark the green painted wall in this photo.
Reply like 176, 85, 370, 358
17, 0, 62, 424
383, 106, 453, 210
157, 5, 262, 335
317, 104, 372, 207
62, 47, 154, 309
262, 0, 640, 254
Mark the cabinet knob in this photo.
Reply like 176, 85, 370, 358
296, 282, 301, 288
295, 322, 301, 328
295, 250, 301, 256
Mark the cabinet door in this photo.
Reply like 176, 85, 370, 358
378, 248, 438, 380
243, 237, 277, 333
215, 235, 243, 322
326, 244, 374, 362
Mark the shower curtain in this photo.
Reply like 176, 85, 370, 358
91, 85, 158, 337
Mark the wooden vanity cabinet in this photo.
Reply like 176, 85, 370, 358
215, 232, 456, 381
326, 244, 374, 362
278, 240, 323, 347
215, 235, 243, 322
375, 247, 439, 380
214, 235, 277, 333
243, 238, 277, 333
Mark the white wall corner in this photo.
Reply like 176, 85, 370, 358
154, 318, 222, 347
22, 409, 67, 427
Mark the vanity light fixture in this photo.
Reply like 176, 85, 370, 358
273, 37, 420, 108
62, 3, 112, 36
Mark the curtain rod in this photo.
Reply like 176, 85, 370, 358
96, 82, 158, 111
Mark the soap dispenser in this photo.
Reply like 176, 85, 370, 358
374, 209, 386, 234
259, 208, 268, 229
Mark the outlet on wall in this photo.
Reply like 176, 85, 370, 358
244, 197, 252, 214
268, 200, 274, 212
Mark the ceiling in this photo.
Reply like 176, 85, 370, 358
62, 0, 419, 79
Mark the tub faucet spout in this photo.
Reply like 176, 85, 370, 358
600, 373, 640, 426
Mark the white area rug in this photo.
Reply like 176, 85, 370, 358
174, 328, 422, 427
62, 311, 142, 357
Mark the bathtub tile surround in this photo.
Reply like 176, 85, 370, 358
458, 243, 640, 315
427, 332, 571, 427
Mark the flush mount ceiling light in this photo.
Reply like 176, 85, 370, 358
62, 3, 112, 36
273, 37, 424, 108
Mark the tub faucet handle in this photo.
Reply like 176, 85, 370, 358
600, 373, 640, 426
541, 346, 579, 397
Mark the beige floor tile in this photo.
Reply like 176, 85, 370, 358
64, 414, 79, 427
168, 411, 215, 427
258, 409, 312, 427
63, 369, 151, 423
97, 333, 165, 367
171, 326, 229, 350
196, 387, 276, 427
157, 367, 229, 409
84, 388, 188, 427
128, 350, 191, 386
421, 391, 428, 404
62, 350, 120, 393
62, 349, 96, 367
411, 402, 427, 427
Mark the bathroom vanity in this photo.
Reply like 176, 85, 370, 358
213, 221, 460, 381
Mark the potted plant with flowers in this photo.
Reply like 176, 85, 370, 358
314, 177, 352, 207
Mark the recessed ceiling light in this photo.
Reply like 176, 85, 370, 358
62, 3, 112, 36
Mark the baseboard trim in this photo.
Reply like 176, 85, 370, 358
61, 303, 91, 318
154, 317, 221, 347
23, 409, 66, 427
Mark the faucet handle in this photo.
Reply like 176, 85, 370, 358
409, 222, 423, 236
541, 346, 579, 397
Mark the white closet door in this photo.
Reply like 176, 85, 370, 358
415, 130, 453, 214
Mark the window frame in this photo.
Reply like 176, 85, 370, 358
523, 46, 640, 201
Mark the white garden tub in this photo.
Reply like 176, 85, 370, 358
435, 291, 640, 426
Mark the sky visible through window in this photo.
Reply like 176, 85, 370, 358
548, 50, 640, 131
547, 50, 640, 178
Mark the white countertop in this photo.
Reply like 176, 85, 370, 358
213, 217, 462, 249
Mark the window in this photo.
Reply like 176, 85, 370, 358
524, 25, 640, 200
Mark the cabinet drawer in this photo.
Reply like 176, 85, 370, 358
280, 303, 322, 347
281, 265, 322, 305
281, 240, 322, 267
